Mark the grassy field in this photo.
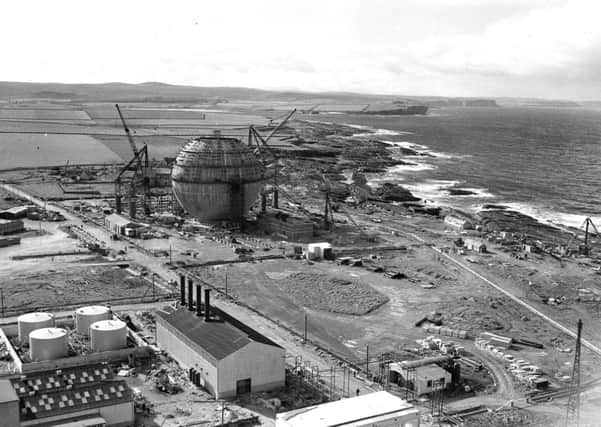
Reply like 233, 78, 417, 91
0, 109, 91, 120
94, 134, 188, 161
0, 133, 122, 169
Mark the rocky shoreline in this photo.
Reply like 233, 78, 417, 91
282, 119, 584, 246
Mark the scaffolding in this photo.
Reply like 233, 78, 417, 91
289, 355, 352, 401
431, 378, 445, 418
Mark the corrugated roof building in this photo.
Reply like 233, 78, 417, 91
156, 298, 285, 399
1, 364, 134, 427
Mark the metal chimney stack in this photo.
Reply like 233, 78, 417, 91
187, 278, 194, 311
195, 285, 202, 317
204, 289, 211, 322
179, 275, 186, 306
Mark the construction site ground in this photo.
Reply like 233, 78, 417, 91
1, 102, 601, 424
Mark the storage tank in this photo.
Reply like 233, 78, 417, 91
171, 134, 265, 222
17, 312, 55, 343
90, 320, 127, 352
74, 306, 111, 335
29, 328, 68, 361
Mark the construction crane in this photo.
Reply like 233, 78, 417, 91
318, 173, 374, 239
318, 173, 336, 230
113, 104, 151, 217
565, 319, 583, 427
566, 217, 599, 256
305, 104, 320, 114
248, 109, 296, 210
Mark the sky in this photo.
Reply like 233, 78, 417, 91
2, 0, 601, 100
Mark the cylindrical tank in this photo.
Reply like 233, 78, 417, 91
29, 328, 68, 361
171, 135, 265, 222
90, 320, 127, 352
18, 312, 55, 343
74, 306, 111, 336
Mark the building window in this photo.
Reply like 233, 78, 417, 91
426, 380, 432, 387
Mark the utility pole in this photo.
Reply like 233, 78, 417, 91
152, 274, 156, 299
303, 313, 308, 343
366, 345, 369, 377
225, 271, 228, 297
565, 319, 583, 427
1, 288, 4, 317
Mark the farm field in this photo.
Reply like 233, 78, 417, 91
0, 108, 91, 120
0, 133, 122, 169
94, 134, 189, 161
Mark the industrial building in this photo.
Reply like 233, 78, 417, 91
275, 391, 419, 427
0, 206, 30, 220
156, 283, 285, 398
0, 364, 134, 427
0, 307, 151, 374
171, 134, 265, 222
390, 362, 452, 396
0, 219, 25, 235
104, 214, 140, 237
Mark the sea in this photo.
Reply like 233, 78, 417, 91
312, 106, 601, 230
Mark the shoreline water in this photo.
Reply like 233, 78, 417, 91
340, 120, 599, 232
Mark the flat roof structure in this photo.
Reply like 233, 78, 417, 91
415, 364, 449, 382
8, 364, 133, 425
156, 305, 282, 363
0, 379, 18, 404
275, 391, 419, 427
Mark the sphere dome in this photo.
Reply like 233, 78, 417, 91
172, 135, 265, 221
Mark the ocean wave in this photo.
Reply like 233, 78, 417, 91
402, 179, 462, 200
500, 202, 601, 231
345, 124, 414, 139
380, 140, 456, 159
453, 187, 495, 199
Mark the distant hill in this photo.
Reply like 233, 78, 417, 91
2, 81, 566, 107
0, 81, 398, 104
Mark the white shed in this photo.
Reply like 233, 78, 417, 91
306, 242, 333, 260
391, 363, 452, 396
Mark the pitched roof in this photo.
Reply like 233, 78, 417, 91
156, 305, 282, 362
105, 213, 138, 228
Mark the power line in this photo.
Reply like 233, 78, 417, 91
565, 319, 583, 427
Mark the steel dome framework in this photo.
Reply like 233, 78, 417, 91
171, 135, 265, 222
